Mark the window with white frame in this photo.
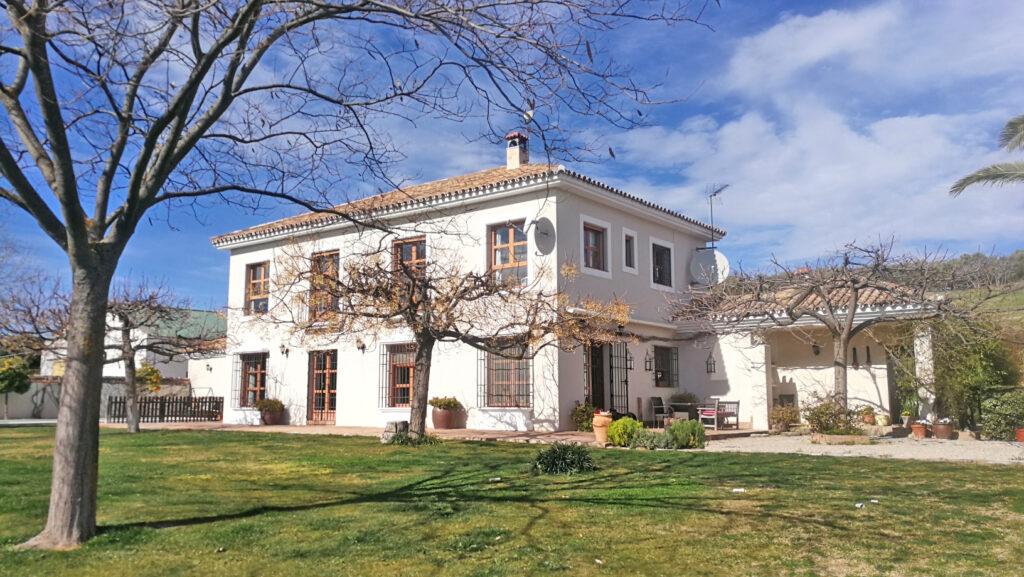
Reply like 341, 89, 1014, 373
651, 240, 673, 288
622, 228, 637, 274
579, 215, 611, 277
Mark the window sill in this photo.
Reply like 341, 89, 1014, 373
622, 266, 638, 275
650, 282, 675, 293
477, 406, 532, 411
581, 266, 612, 279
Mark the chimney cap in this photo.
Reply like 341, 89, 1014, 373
505, 130, 529, 142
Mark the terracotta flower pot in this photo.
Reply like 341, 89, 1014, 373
592, 413, 613, 445
910, 423, 928, 440
260, 409, 283, 425
431, 408, 464, 429
1015, 427, 1024, 443
932, 423, 956, 440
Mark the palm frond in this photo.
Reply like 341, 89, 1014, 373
998, 114, 1024, 151
950, 162, 1024, 196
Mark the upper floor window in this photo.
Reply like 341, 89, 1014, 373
245, 262, 270, 314
623, 229, 637, 273
309, 251, 339, 320
583, 224, 607, 271
393, 237, 427, 274
652, 242, 673, 288
489, 221, 528, 285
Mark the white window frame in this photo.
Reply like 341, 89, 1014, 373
650, 237, 675, 291
621, 227, 638, 275
579, 214, 612, 279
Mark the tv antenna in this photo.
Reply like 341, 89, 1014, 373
705, 183, 729, 248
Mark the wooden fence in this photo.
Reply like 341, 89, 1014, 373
107, 396, 223, 423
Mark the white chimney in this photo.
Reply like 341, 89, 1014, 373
505, 130, 529, 169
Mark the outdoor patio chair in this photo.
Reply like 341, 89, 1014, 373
717, 401, 740, 430
649, 397, 670, 428
698, 401, 719, 430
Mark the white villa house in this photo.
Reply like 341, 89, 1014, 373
209, 133, 935, 431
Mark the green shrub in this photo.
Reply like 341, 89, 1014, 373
254, 398, 285, 413
665, 419, 706, 449
629, 429, 668, 449
607, 417, 643, 447
532, 443, 597, 475
136, 362, 163, 392
571, 402, 595, 432
802, 393, 862, 435
981, 390, 1024, 440
428, 396, 464, 410
387, 432, 442, 446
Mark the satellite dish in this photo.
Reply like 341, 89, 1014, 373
531, 217, 555, 255
690, 247, 730, 286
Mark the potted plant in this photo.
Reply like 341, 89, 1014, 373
592, 410, 613, 445
769, 405, 800, 433
428, 396, 465, 429
877, 413, 891, 427
254, 398, 285, 425
910, 419, 929, 440
901, 409, 913, 428
859, 405, 877, 426
932, 417, 957, 440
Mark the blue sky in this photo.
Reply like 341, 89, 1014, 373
4, 0, 1023, 308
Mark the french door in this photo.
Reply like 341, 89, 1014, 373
308, 350, 338, 424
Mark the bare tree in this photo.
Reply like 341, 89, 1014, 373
671, 241, 1015, 407
105, 282, 225, 433
270, 233, 629, 438
0, 277, 225, 432
0, 0, 714, 547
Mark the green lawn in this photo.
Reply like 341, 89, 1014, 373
1, 428, 1022, 577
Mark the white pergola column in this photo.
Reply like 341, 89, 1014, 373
913, 325, 937, 421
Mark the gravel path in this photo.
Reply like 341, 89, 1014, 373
706, 434, 1024, 465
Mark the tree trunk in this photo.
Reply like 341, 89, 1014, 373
121, 325, 141, 434
408, 334, 436, 438
3, 393, 8, 420
833, 335, 849, 407
19, 262, 114, 550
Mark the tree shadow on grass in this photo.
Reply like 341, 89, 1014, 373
101, 458, 849, 537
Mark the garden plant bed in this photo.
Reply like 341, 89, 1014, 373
810, 432, 874, 445
2, 427, 1023, 577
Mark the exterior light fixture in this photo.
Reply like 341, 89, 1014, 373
705, 352, 716, 374
626, 350, 634, 371
643, 350, 654, 372
811, 344, 821, 356
279, 343, 290, 357
205, 363, 213, 372
355, 338, 366, 353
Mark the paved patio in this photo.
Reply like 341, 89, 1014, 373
99, 421, 759, 443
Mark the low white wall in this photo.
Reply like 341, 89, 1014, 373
1, 382, 60, 420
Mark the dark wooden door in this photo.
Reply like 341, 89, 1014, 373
308, 350, 338, 424
588, 344, 606, 410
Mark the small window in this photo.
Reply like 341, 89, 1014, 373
239, 353, 268, 407
481, 342, 532, 408
653, 346, 678, 387
652, 243, 672, 287
583, 224, 607, 271
489, 221, 528, 285
309, 251, 339, 320
852, 347, 859, 368
393, 237, 427, 272
623, 230, 637, 272
866, 346, 872, 365
245, 262, 270, 314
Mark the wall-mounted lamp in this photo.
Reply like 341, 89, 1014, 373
643, 350, 654, 372
205, 363, 213, 373
811, 344, 821, 356
705, 352, 716, 374
279, 344, 290, 357
626, 350, 634, 371
355, 338, 366, 354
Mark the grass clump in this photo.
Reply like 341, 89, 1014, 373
531, 442, 597, 475
387, 432, 442, 446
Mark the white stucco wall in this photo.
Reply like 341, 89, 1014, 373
1, 382, 60, 420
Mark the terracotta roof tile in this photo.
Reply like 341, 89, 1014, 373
211, 163, 722, 246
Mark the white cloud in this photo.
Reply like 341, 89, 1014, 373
606, 0, 1024, 264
